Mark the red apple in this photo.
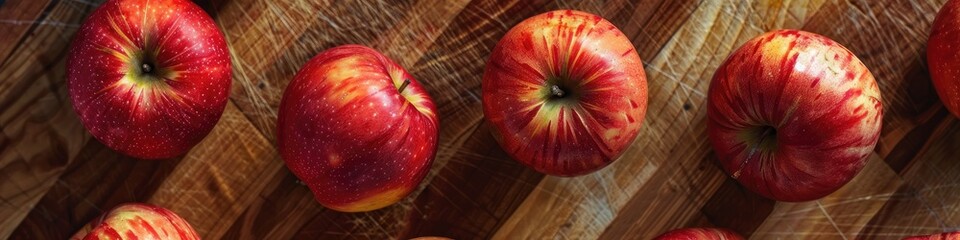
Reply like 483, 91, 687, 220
67, 0, 231, 159
482, 10, 647, 176
905, 231, 960, 240
70, 203, 198, 240
277, 45, 438, 212
655, 228, 743, 240
707, 30, 882, 201
929, 0, 960, 118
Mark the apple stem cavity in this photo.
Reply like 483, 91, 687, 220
397, 79, 411, 94
550, 85, 566, 98
141, 63, 154, 74
732, 126, 777, 179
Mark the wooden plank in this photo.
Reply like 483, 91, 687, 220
859, 117, 960, 238
13, 101, 280, 240
879, 74, 949, 173
217, 0, 335, 141
591, 121, 724, 239
396, 124, 542, 239
700, 177, 775, 238
750, 155, 903, 239
146, 102, 281, 239
220, 170, 321, 239
0, 0, 53, 70
0, 1, 99, 238
10, 141, 182, 239
290, 123, 542, 239
185, 3, 339, 236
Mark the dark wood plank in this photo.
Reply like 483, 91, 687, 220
397, 126, 542, 239
0, 0, 54, 70
859, 117, 960, 238
0, 0, 100, 237
700, 177, 775, 238
10, 141, 181, 239
145, 102, 282, 239
291, 124, 541, 239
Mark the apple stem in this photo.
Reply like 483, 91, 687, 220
550, 85, 565, 98
141, 63, 153, 74
397, 79, 411, 94
732, 126, 776, 179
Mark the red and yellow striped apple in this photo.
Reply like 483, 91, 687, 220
67, 0, 231, 159
707, 30, 882, 202
655, 228, 743, 240
929, 0, 960, 118
482, 10, 648, 176
70, 203, 198, 240
277, 45, 438, 212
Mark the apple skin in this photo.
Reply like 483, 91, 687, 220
482, 10, 647, 176
654, 228, 743, 240
929, 0, 960, 118
905, 231, 960, 240
67, 0, 231, 159
70, 203, 199, 240
707, 30, 882, 202
277, 45, 438, 212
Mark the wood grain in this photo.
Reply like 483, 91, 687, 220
861, 117, 960, 238
3, 0, 960, 239
0, 0, 96, 237
148, 102, 281, 239
0, 0, 53, 70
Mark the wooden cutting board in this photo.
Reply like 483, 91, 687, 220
2, 0, 958, 239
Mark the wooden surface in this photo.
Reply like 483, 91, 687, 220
2, 0, 959, 239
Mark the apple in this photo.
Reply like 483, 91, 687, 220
482, 10, 648, 176
905, 231, 960, 240
655, 228, 743, 240
70, 203, 198, 240
929, 0, 960, 118
67, 0, 232, 159
277, 45, 438, 212
707, 29, 882, 201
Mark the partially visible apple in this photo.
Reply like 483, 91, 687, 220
929, 0, 960, 118
277, 45, 438, 212
70, 203, 198, 240
905, 231, 960, 240
482, 10, 647, 176
655, 228, 743, 240
68, 0, 232, 159
707, 30, 882, 201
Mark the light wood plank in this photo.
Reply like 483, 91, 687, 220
147, 102, 281, 239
